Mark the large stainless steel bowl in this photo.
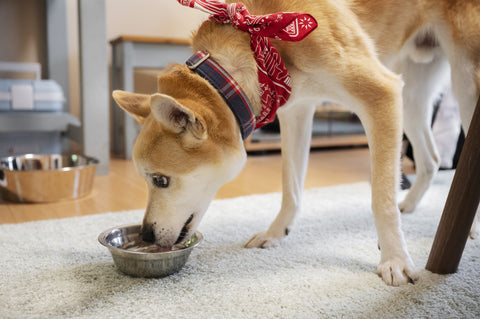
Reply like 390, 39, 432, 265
98, 224, 203, 278
0, 154, 98, 203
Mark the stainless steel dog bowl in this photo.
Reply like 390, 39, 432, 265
0, 154, 98, 203
98, 224, 202, 278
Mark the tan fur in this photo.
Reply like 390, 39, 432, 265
113, 0, 480, 286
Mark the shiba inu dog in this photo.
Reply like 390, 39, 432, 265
112, 0, 479, 286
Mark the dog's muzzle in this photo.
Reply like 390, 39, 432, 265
141, 214, 195, 246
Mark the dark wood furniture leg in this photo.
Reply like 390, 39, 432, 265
426, 96, 480, 274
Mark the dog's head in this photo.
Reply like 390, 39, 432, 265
113, 64, 246, 247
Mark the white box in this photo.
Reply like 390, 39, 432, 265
0, 62, 65, 112
0, 79, 65, 112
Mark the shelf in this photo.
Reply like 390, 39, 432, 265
245, 115, 368, 152
245, 133, 368, 152
0, 112, 80, 133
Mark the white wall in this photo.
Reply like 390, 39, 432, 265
0, 0, 47, 78
106, 0, 208, 40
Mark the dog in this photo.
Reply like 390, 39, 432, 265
112, 0, 479, 286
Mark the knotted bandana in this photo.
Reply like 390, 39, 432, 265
178, 0, 318, 128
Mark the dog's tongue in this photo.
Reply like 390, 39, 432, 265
177, 0, 318, 128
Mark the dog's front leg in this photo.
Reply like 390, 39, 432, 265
245, 104, 316, 248
356, 72, 419, 286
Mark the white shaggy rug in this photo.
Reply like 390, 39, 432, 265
1, 171, 479, 318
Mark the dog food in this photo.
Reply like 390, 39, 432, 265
120, 239, 172, 253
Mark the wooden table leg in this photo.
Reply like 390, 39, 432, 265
426, 96, 480, 274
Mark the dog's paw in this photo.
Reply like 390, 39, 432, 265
244, 231, 283, 248
377, 258, 418, 286
398, 199, 416, 214
470, 219, 478, 239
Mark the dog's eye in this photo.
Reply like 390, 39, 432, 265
152, 175, 170, 188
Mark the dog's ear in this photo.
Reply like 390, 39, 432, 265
150, 93, 207, 147
112, 90, 151, 124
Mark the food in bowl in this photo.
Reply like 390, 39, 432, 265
119, 239, 174, 253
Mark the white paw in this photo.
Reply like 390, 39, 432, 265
244, 231, 283, 248
470, 220, 478, 239
399, 199, 416, 214
377, 257, 418, 286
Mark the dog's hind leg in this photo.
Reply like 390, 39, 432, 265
450, 62, 480, 239
448, 53, 480, 239
245, 103, 316, 248
398, 53, 450, 213
433, 3, 480, 238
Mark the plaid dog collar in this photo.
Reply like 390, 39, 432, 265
186, 50, 255, 139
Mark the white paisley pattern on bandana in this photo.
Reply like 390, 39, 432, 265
177, 0, 318, 129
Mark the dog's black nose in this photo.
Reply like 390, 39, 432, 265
141, 224, 155, 243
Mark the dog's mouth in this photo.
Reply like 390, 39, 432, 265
175, 213, 195, 245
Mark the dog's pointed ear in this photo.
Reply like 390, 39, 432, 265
112, 90, 151, 124
150, 93, 207, 146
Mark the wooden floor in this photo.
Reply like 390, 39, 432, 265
0, 146, 415, 224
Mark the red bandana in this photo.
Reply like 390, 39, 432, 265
178, 0, 318, 129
